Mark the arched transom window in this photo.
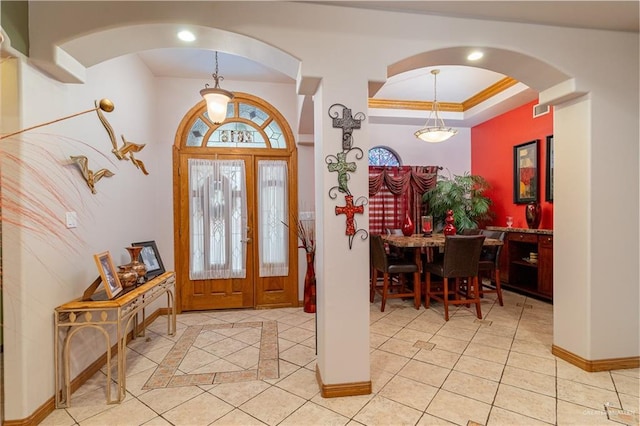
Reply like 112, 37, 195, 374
185, 97, 288, 150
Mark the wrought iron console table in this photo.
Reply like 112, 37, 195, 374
54, 271, 176, 407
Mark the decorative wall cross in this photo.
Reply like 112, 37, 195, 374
327, 152, 357, 195
335, 195, 367, 249
330, 104, 365, 150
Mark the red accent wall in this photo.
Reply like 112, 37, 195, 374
471, 100, 554, 229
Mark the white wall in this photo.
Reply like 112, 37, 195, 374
2, 54, 160, 419
3, 1, 639, 419
369, 122, 471, 174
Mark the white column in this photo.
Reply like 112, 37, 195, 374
313, 76, 371, 392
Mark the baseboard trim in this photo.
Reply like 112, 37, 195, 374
4, 309, 165, 425
315, 365, 372, 398
552, 344, 640, 372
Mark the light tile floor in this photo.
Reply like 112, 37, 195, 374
42, 290, 639, 426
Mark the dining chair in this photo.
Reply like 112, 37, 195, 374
424, 235, 485, 320
370, 234, 421, 312
475, 229, 506, 306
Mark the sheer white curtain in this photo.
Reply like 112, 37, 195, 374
258, 160, 289, 277
188, 159, 247, 280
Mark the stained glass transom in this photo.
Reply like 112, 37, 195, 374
266, 121, 285, 149
369, 146, 401, 166
187, 118, 208, 146
206, 122, 266, 148
239, 103, 268, 126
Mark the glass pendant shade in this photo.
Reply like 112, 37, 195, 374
200, 51, 234, 125
200, 88, 233, 124
415, 69, 458, 143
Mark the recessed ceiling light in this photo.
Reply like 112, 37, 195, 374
177, 30, 196, 42
467, 51, 484, 61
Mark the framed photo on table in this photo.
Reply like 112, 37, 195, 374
513, 139, 539, 204
94, 251, 122, 299
131, 240, 165, 280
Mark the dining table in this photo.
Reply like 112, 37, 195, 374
381, 233, 504, 306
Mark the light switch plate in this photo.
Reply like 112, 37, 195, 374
65, 211, 78, 228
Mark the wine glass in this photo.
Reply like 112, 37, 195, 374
506, 216, 514, 228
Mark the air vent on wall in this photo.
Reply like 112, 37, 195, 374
533, 103, 551, 118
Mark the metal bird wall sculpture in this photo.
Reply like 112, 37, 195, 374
70, 155, 115, 194
95, 100, 149, 175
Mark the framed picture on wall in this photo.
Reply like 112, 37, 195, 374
93, 251, 123, 299
513, 139, 539, 204
545, 135, 554, 202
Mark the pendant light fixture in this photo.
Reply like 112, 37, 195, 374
414, 69, 458, 143
200, 51, 234, 125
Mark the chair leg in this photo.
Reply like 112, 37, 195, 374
381, 274, 390, 312
425, 272, 431, 308
473, 276, 482, 319
443, 277, 450, 321
370, 269, 378, 303
413, 270, 421, 310
495, 268, 504, 306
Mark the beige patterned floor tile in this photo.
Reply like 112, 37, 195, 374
463, 342, 510, 364
394, 327, 434, 343
612, 372, 640, 397
370, 332, 389, 349
487, 406, 552, 425
379, 375, 438, 411
240, 386, 306, 425
378, 337, 420, 358
612, 368, 640, 378
494, 383, 556, 424
310, 393, 374, 418
398, 359, 450, 387
210, 408, 268, 425
556, 400, 612, 425
141, 415, 174, 425
354, 395, 423, 426
510, 339, 555, 360
605, 405, 640, 426
279, 343, 316, 367
279, 401, 350, 426
429, 334, 471, 354
279, 326, 314, 343
436, 324, 478, 341
224, 345, 260, 369
470, 332, 514, 350
233, 327, 263, 345
123, 366, 157, 397
64, 385, 116, 422
416, 413, 458, 425
204, 337, 250, 358
79, 397, 158, 426
501, 365, 556, 397
163, 392, 233, 425
369, 349, 411, 374
557, 378, 619, 411
179, 347, 221, 373
414, 347, 461, 369
137, 386, 204, 414
442, 370, 499, 404
426, 389, 491, 426
475, 323, 517, 339
370, 367, 395, 393
275, 367, 320, 399
369, 321, 403, 337
506, 351, 556, 376
208, 380, 271, 407
619, 392, 640, 414
264, 360, 300, 384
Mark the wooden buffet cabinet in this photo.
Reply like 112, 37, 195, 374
487, 227, 553, 301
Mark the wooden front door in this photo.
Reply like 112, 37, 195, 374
177, 153, 256, 310
173, 93, 298, 312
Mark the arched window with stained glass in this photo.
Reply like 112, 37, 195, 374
369, 146, 401, 166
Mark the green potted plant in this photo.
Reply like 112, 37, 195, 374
422, 171, 493, 232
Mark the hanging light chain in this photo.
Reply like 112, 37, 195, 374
206, 51, 225, 90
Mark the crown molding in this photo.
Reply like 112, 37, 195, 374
369, 76, 519, 113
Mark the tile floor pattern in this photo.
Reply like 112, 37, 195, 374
41, 290, 639, 426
